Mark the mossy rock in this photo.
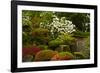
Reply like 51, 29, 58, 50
34, 50, 58, 61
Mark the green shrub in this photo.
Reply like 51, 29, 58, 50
57, 33, 75, 45
48, 33, 75, 50
48, 39, 64, 49
34, 50, 58, 61
56, 33, 76, 53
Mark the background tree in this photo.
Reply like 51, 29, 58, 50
56, 12, 90, 32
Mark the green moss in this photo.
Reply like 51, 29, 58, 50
34, 50, 58, 61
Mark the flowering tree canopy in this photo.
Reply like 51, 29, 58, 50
40, 15, 76, 36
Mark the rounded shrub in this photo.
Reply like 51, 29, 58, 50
34, 50, 58, 61
48, 39, 64, 49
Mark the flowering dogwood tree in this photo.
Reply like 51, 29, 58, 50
40, 15, 76, 36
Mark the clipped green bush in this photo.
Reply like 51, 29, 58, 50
48, 39, 64, 49
74, 52, 85, 59
34, 50, 58, 61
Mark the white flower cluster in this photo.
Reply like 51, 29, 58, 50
48, 16, 75, 34
40, 15, 76, 35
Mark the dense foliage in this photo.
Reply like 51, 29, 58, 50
22, 10, 90, 62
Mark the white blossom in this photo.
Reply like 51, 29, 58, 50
40, 15, 76, 35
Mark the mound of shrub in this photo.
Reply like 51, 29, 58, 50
34, 50, 58, 61
48, 39, 64, 49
